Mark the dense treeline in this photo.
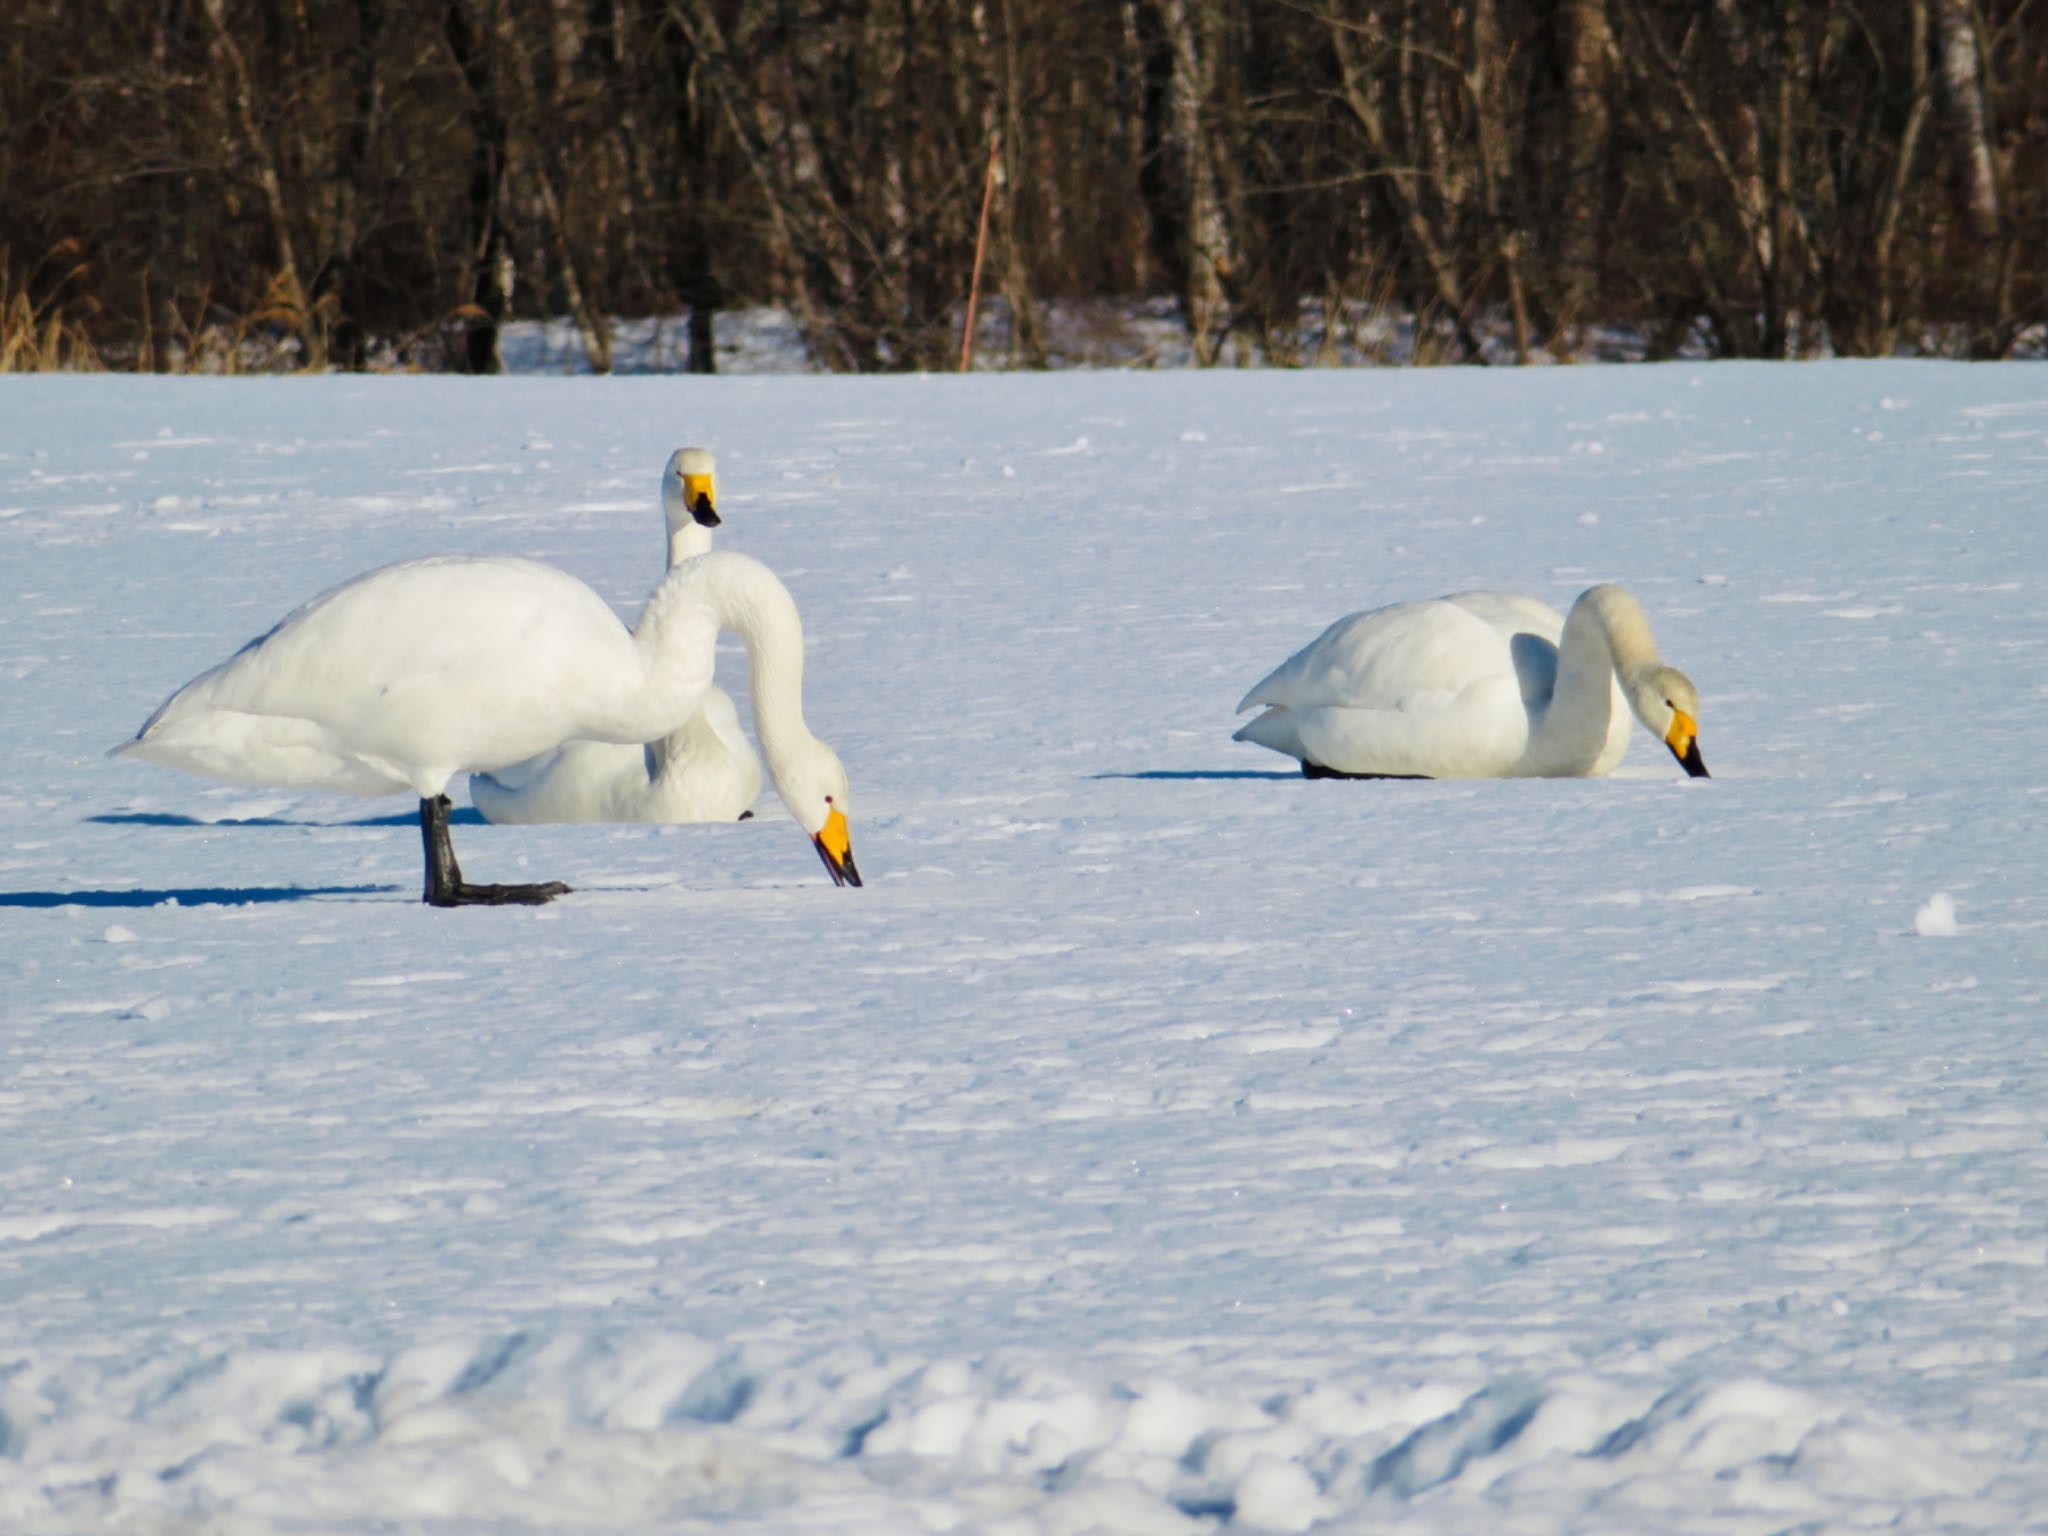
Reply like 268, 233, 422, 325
2, 0, 2043, 371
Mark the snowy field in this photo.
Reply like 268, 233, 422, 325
3, 363, 2044, 1532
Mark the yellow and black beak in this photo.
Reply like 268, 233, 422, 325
811, 805, 862, 887
1665, 710, 1709, 779
681, 472, 720, 528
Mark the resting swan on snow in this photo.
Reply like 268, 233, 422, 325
1233, 584, 1709, 780
113, 546, 860, 905
468, 447, 764, 825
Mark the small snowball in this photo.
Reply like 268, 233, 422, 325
1913, 893, 1959, 937
102, 925, 138, 944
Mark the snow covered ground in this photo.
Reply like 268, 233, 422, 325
3, 362, 2045, 1532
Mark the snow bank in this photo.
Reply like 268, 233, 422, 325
0, 1334, 1986, 1533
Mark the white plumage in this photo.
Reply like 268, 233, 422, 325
469, 687, 763, 826
114, 545, 860, 903
468, 447, 763, 825
1234, 584, 1708, 780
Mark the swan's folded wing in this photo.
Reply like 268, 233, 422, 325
1286, 673, 1529, 777
1237, 600, 1506, 714
115, 709, 413, 795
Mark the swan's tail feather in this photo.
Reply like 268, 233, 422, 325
1232, 706, 1303, 759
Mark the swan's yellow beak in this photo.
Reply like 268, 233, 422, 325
812, 805, 862, 887
1664, 710, 1709, 778
681, 472, 719, 527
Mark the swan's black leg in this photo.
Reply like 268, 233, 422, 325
421, 795, 462, 903
418, 795, 572, 907
1301, 761, 1431, 781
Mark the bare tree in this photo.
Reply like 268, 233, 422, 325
1554, 0, 1614, 346
443, 0, 516, 373
3, 0, 2044, 369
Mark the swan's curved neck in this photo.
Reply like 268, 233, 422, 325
1529, 584, 1660, 766
1575, 583, 1662, 680
639, 553, 815, 769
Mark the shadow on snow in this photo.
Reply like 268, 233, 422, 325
88, 807, 487, 828
0, 885, 400, 909
1091, 768, 1302, 781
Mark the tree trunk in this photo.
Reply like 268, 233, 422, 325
444, 0, 513, 375
316, 0, 388, 368
995, 0, 1047, 367
1163, 0, 1229, 364
1554, 0, 1613, 348
1468, 0, 1530, 362
1868, 0, 1933, 354
1328, 17, 1484, 362
665, 0, 839, 369
200, 0, 306, 336
1934, 0, 1998, 241
520, 0, 612, 373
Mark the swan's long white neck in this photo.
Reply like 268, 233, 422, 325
1534, 584, 1660, 771
634, 552, 818, 776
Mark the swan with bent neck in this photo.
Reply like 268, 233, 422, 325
469, 447, 765, 826
1233, 583, 1709, 780
113, 546, 860, 904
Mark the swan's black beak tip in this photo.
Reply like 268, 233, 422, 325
1675, 739, 1709, 778
691, 493, 721, 528
813, 833, 862, 888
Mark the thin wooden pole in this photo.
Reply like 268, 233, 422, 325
959, 133, 1001, 372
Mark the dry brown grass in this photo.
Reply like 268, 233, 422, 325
0, 255, 355, 374
140, 270, 344, 374
0, 243, 102, 372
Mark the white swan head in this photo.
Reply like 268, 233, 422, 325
1625, 664, 1709, 778
662, 448, 720, 563
772, 736, 861, 887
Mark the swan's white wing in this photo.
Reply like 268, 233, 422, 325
1237, 599, 1511, 714
121, 558, 643, 796
1439, 591, 1567, 636
1440, 592, 1567, 713
1233, 597, 1538, 777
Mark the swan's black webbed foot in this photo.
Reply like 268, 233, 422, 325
1302, 761, 1432, 781
427, 879, 573, 908
419, 794, 572, 907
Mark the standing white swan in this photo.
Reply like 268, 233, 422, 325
113, 549, 861, 904
1233, 584, 1709, 779
468, 447, 764, 826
